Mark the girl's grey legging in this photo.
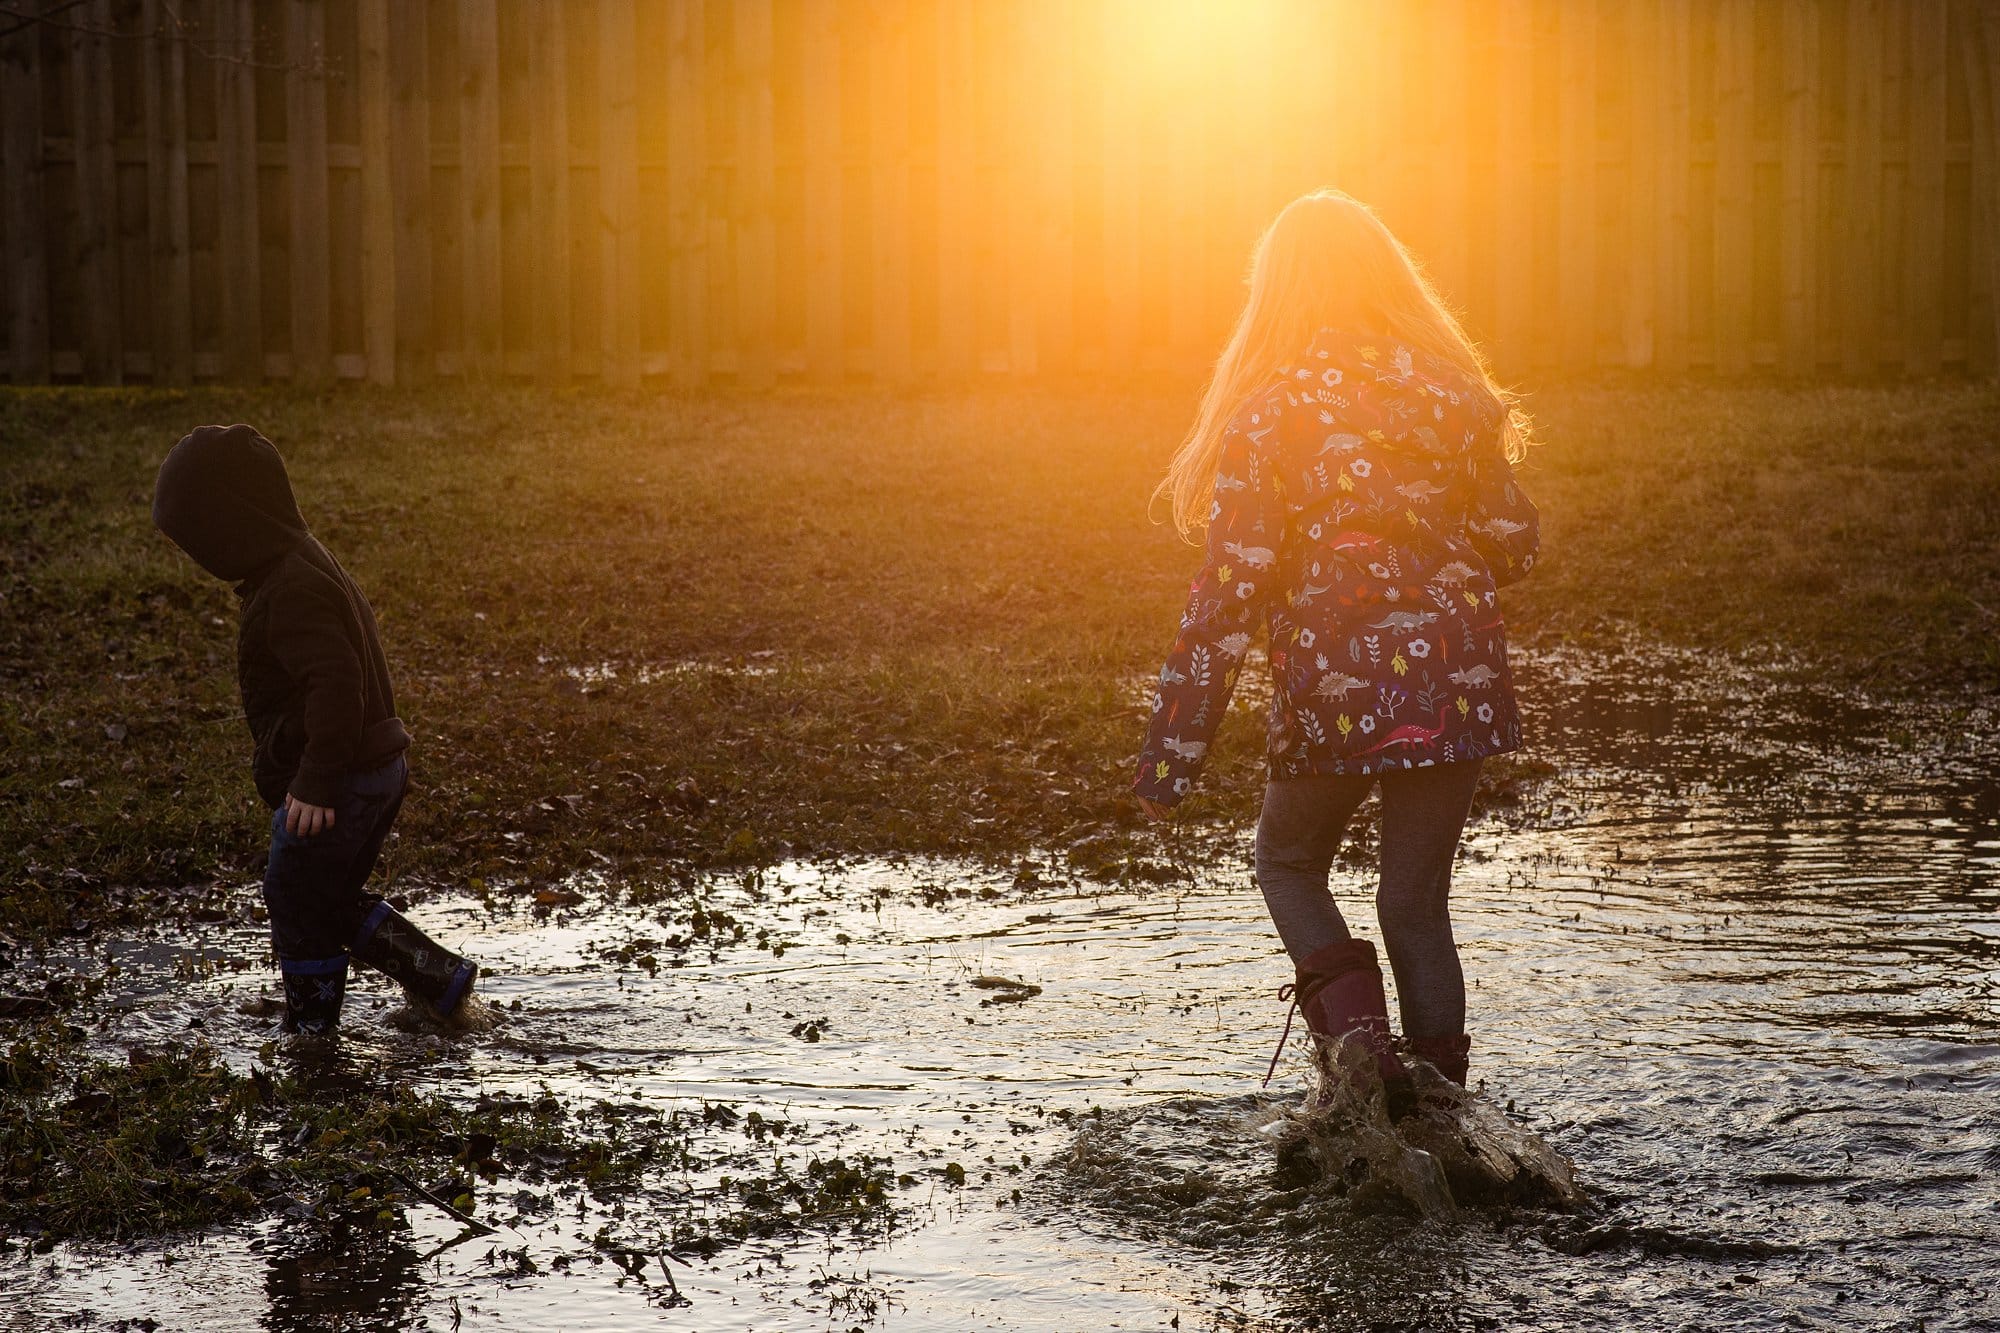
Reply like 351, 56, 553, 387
1253, 759, 1484, 1040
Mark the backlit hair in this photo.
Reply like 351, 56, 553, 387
1159, 190, 1530, 536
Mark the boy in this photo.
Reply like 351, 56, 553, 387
153, 424, 478, 1034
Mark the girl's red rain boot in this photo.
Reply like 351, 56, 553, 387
1268, 937, 1415, 1117
1406, 1033, 1470, 1086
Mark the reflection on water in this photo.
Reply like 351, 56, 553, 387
5, 647, 1999, 1332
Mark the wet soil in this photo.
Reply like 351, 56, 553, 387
3, 645, 1997, 1332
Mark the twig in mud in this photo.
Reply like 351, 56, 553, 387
384, 1167, 497, 1237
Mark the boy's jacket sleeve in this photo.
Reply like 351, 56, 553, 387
1464, 438, 1540, 589
265, 575, 366, 808
1134, 415, 1285, 807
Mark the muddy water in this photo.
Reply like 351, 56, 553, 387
7, 648, 2000, 1332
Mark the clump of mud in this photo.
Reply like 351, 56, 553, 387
1063, 1041, 1581, 1251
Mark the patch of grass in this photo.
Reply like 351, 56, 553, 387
2, 381, 1996, 947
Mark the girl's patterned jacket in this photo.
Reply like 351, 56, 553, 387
1135, 328, 1540, 807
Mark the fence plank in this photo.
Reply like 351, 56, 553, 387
1, 15, 48, 383
1624, 0, 1660, 368
388, 0, 432, 382
288, 0, 333, 385
1427, 0, 1471, 304
214, 0, 261, 382
1713, 0, 1754, 376
1040, 0, 1074, 371
142, 0, 191, 385
734, 0, 776, 387
458, 0, 501, 380
68, 0, 121, 383
1960, 0, 2000, 374
934, 0, 975, 377
1005, 2, 1040, 375
600, 0, 641, 386
1904, 0, 1946, 375
1492, 0, 1535, 372
1655, 0, 1692, 373
1778, 0, 1819, 373
528, 0, 571, 385
1842, 0, 1883, 374
1096, 0, 1139, 370
666, 0, 707, 388
868, 0, 910, 382
802, 0, 842, 381
357, 0, 396, 383
1557, 0, 1598, 371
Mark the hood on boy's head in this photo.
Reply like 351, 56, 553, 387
152, 424, 310, 582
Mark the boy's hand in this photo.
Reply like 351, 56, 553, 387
1136, 796, 1174, 822
284, 796, 336, 837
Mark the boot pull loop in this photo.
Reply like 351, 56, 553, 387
1264, 983, 1301, 1088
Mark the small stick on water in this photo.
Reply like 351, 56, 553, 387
386, 1168, 498, 1237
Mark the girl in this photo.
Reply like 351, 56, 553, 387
1134, 191, 1540, 1116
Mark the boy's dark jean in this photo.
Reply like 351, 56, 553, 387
263, 754, 408, 1033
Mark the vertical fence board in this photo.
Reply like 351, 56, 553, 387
599, 0, 641, 386
1713, 0, 1753, 375
1623, 0, 1660, 367
1004, 3, 1040, 374
867, 0, 910, 381
388, 1, 432, 382
357, 0, 397, 382
1556, 0, 1598, 370
802, 0, 842, 380
1493, 0, 1535, 372
457, 0, 501, 379
1035, 0, 1073, 371
1778, 0, 1818, 373
1843, 0, 1883, 373
933, 0, 975, 376
734, 0, 776, 386
288, 0, 333, 384
666, 0, 706, 387
214, 0, 261, 381
1096, 0, 1139, 369
70, 0, 121, 383
1905, 1, 1947, 374
1656, 0, 1692, 372
1, 15, 48, 382
142, 0, 191, 384
1960, 0, 2000, 373
528, 0, 570, 384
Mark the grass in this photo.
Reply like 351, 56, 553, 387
2, 379, 1997, 948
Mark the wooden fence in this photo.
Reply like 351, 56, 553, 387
1, 0, 1997, 387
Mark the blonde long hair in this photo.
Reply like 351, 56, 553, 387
1159, 190, 1530, 536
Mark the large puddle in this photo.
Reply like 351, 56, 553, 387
7, 648, 2000, 1331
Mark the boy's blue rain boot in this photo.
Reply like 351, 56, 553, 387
350, 902, 478, 1019
278, 956, 349, 1035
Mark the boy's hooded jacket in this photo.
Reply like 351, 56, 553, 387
153, 425, 409, 809
1135, 329, 1540, 806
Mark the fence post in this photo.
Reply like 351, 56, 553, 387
529, 0, 572, 386
457, 0, 501, 382
734, 0, 776, 388
288, 0, 333, 386
934, 0, 976, 377
1713, 0, 1754, 376
1842, 0, 1883, 376
600, 0, 641, 388
1905, 2, 1947, 376
358, 0, 397, 384
1, 14, 48, 383
802, 0, 842, 382
389, 1, 432, 384
214, 0, 261, 382
868, 0, 911, 383
73, 0, 122, 384
1557, 0, 1598, 373
1958, 0, 2000, 375
666, 0, 707, 389
1778, 0, 1819, 375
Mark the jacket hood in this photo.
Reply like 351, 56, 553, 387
152, 424, 310, 582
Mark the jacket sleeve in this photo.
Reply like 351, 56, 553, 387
1135, 413, 1286, 807
266, 573, 365, 808
1464, 435, 1540, 590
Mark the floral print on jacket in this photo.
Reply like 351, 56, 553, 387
1135, 329, 1540, 807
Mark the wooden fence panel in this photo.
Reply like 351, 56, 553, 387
0, 0, 1992, 385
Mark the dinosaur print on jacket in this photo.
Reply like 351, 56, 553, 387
1136, 328, 1540, 806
